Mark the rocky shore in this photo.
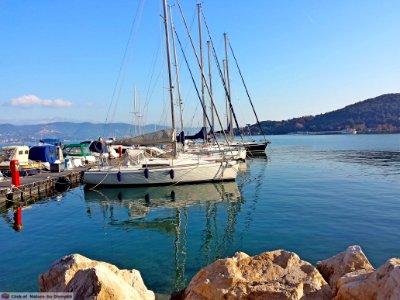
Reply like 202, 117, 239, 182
39, 245, 399, 299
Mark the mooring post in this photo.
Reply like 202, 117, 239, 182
10, 160, 20, 187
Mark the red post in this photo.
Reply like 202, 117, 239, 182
118, 146, 122, 158
10, 160, 20, 187
13, 207, 23, 232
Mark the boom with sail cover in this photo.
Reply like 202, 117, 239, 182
114, 129, 176, 146
183, 127, 207, 140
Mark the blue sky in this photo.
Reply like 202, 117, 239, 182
1, 0, 399, 128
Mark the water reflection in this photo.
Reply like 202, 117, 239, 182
327, 150, 400, 174
84, 182, 241, 217
83, 182, 243, 291
0, 206, 23, 232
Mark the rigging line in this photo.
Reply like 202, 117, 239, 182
173, 27, 221, 150
143, 0, 166, 117
143, 45, 161, 108
173, 7, 196, 115
202, 15, 244, 143
175, 0, 232, 150
200, 9, 245, 143
172, 5, 196, 74
143, 20, 163, 111
158, 72, 169, 128
229, 41, 267, 142
144, 40, 167, 119
111, 0, 146, 125
189, 102, 200, 130
103, 0, 146, 135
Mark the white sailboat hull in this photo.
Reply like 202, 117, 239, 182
185, 145, 246, 161
83, 160, 239, 186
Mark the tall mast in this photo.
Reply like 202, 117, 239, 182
175, 0, 232, 149
162, 0, 177, 157
207, 40, 214, 134
169, 5, 184, 140
133, 86, 137, 135
197, 2, 207, 141
133, 85, 137, 112
223, 59, 230, 133
224, 32, 233, 141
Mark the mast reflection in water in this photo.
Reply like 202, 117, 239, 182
84, 182, 243, 291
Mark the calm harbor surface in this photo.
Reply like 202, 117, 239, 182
1, 134, 399, 294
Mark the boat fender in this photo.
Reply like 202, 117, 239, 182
144, 168, 149, 179
170, 190, 176, 201
55, 177, 71, 192
118, 192, 122, 201
169, 169, 175, 179
145, 193, 150, 204
117, 171, 122, 182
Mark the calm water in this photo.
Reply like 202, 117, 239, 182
1, 134, 399, 294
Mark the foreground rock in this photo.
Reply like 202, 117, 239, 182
182, 250, 332, 300
316, 245, 374, 294
39, 254, 154, 300
335, 258, 400, 300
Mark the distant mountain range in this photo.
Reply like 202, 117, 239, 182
1, 93, 399, 144
253, 93, 400, 135
0, 123, 168, 144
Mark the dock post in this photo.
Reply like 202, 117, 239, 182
10, 160, 20, 187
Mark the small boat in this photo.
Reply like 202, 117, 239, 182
39, 138, 63, 147
28, 144, 63, 171
63, 143, 96, 167
0, 145, 41, 176
241, 141, 270, 156
81, 140, 119, 159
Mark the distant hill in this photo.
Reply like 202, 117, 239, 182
1, 93, 399, 144
0, 122, 168, 144
255, 93, 400, 135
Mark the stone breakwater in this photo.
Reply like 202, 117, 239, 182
39, 245, 399, 300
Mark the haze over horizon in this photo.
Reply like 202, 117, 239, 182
1, 1, 399, 127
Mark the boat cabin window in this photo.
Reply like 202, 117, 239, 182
25, 150, 29, 154
82, 145, 90, 155
63, 147, 82, 155
19, 151, 23, 155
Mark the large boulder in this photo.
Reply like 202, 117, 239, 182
316, 245, 374, 294
183, 250, 332, 300
335, 258, 400, 300
39, 254, 154, 300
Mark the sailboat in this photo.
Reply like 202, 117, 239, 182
169, 1, 247, 163
223, 33, 271, 156
83, 147, 239, 186
83, 0, 239, 187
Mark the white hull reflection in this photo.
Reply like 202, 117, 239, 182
84, 181, 241, 218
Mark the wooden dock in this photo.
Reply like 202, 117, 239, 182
0, 167, 89, 207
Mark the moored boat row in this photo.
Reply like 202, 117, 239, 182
81, 0, 270, 188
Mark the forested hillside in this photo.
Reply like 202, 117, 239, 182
256, 94, 400, 134
1, 94, 399, 143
